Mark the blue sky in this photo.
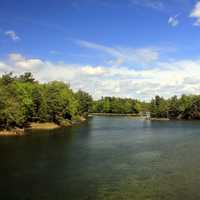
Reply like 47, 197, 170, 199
1, 0, 200, 100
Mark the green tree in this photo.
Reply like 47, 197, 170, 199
75, 90, 93, 115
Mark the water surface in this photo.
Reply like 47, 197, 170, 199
1, 116, 200, 200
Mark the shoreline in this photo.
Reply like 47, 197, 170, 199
89, 113, 141, 117
1, 116, 190, 136
0, 123, 60, 137
89, 113, 171, 121
28, 122, 60, 130
0, 117, 87, 136
150, 118, 170, 121
0, 128, 25, 136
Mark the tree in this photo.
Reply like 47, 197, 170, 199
45, 81, 78, 122
102, 97, 110, 113
150, 96, 168, 118
0, 85, 26, 129
0, 72, 16, 85
31, 85, 48, 122
18, 72, 35, 83
0, 73, 91, 129
75, 90, 93, 115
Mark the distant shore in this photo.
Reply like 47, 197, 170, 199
89, 113, 171, 121
150, 118, 170, 121
89, 113, 141, 117
89, 113, 148, 119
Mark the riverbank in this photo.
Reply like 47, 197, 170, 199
0, 116, 87, 136
0, 123, 59, 136
89, 113, 171, 121
150, 118, 170, 121
89, 113, 140, 117
0, 128, 25, 136
28, 122, 60, 130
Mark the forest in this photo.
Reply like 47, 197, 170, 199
92, 97, 149, 114
150, 95, 200, 119
0, 72, 92, 130
1, 72, 200, 130
93, 95, 200, 120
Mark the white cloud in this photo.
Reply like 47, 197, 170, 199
0, 62, 9, 71
130, 0, 164, 10
5, 30, 20, 41
81, 66, 107, 75
8, 53, 44, 71
75, 39, 160, 66
9, 53, 24, 62
168, 15, 179, 27
130, 48, 159, 63
1, 53, 200, 101
190, 1, 200, 26
76, 39, 121, 57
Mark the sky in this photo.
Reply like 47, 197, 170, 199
0, 0, 200, 100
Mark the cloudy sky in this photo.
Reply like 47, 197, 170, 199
0, 0, 200, 100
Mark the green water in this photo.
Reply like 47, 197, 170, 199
1, 116, 200, 200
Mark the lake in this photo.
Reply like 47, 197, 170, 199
1, 116, 200, 200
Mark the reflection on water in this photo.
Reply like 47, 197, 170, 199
1, 117, 200, 199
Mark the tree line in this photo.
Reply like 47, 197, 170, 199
150, 95, 200, 119
92, 95, 200, 120
92, 97, 149, 114
1, 72, 200, 130
0, 72, 92, 130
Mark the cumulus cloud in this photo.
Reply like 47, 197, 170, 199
81, 66, 106, 75
168, 15, 179, 27
1, 53, 200, 101
8, 53, 44, 71
5, 30, 20, 41
190, 1, 200, 26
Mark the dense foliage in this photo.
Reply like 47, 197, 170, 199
92, 95, 200, 120
92, 97, 149, 114
0, 73, 92, 130
150, 95, 200, 119
1, 72, 200, 130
